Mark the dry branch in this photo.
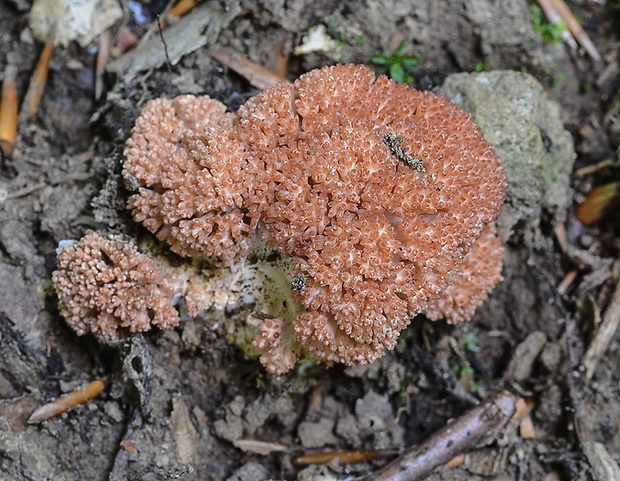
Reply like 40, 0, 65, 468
356, 391, 517, 481
210, 46, 289, 89
21, 22, 56, 121
95, 30, 111, 101
583, 275, 620, 382
168, 0, 199, 19
294, 449, 398, 465
536, 0, 601, 61
548, 0, 601, 61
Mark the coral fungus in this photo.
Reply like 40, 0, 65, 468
52, 233, 183, 339
55, 64, 507, 374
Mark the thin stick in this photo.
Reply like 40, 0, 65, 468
356, 391, 517, 481
548, 0, 601, 61
5, 181, 46, 200
168, 0, 199, 19
21, 22, 56, 121
0, 65, 18, 157
535, 0, 577, 50
210, 46, 289, 90
294, 448, 399, 465
583, 276, 620, 382
156, 15, 172, 71
95, 30, 111, 101
27, 377, 108, 423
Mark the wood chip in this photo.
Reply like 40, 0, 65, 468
294, 448, 398, 465
514, 397, 534, 420
233, 439, 287, 455
210, 46, 289, 90
171, 395, 197, 464
519, 414, 537, 439
548, 0, 601, 61
446, 455, 465, 469
27, 377, 107, 423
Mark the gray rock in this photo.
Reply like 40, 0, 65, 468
225, 461, 270, 481
298, 417, 338, 448
213, 396, 245, 442
437, 70, 576, 243
437, 71, 577, 339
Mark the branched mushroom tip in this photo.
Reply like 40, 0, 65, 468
54, 64, 507, 373
52, 232, 183, 340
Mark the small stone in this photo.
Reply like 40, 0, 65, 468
539, 342, 564, 374
225, 461, 269, 481
298, 418, 338, 448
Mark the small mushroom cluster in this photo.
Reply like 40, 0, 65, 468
52, 233, 183, 339
53, 64, 506, 374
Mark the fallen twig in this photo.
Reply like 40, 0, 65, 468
565, 310, 620, 480
573, 158, 618, 178
355, 391, 517, 481
21, 22, 56, 121
0, 64, 18, 157
27, 377, 108, 423
168, 0, 199, 20
294, 448, 399, 465
233, 439, 287, 455
210, 46, 289, 90
576, 425, 620, 481
108, 409, 141, 481
582, 273, 620, 382
557, 268, 578, 295
535, 0, 577, 49
95, 30, 111, 101
536, 0, 601, 61
548, 0, 601, 61
3, 181, 47, 201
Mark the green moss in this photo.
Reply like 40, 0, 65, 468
530, 3, 568, 45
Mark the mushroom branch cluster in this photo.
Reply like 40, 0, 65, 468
53, 64, 507, 374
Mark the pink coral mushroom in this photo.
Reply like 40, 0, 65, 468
55, 64, 506, 374
52, 233, 183, 339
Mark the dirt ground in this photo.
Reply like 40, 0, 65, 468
1, 1, 619, 480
